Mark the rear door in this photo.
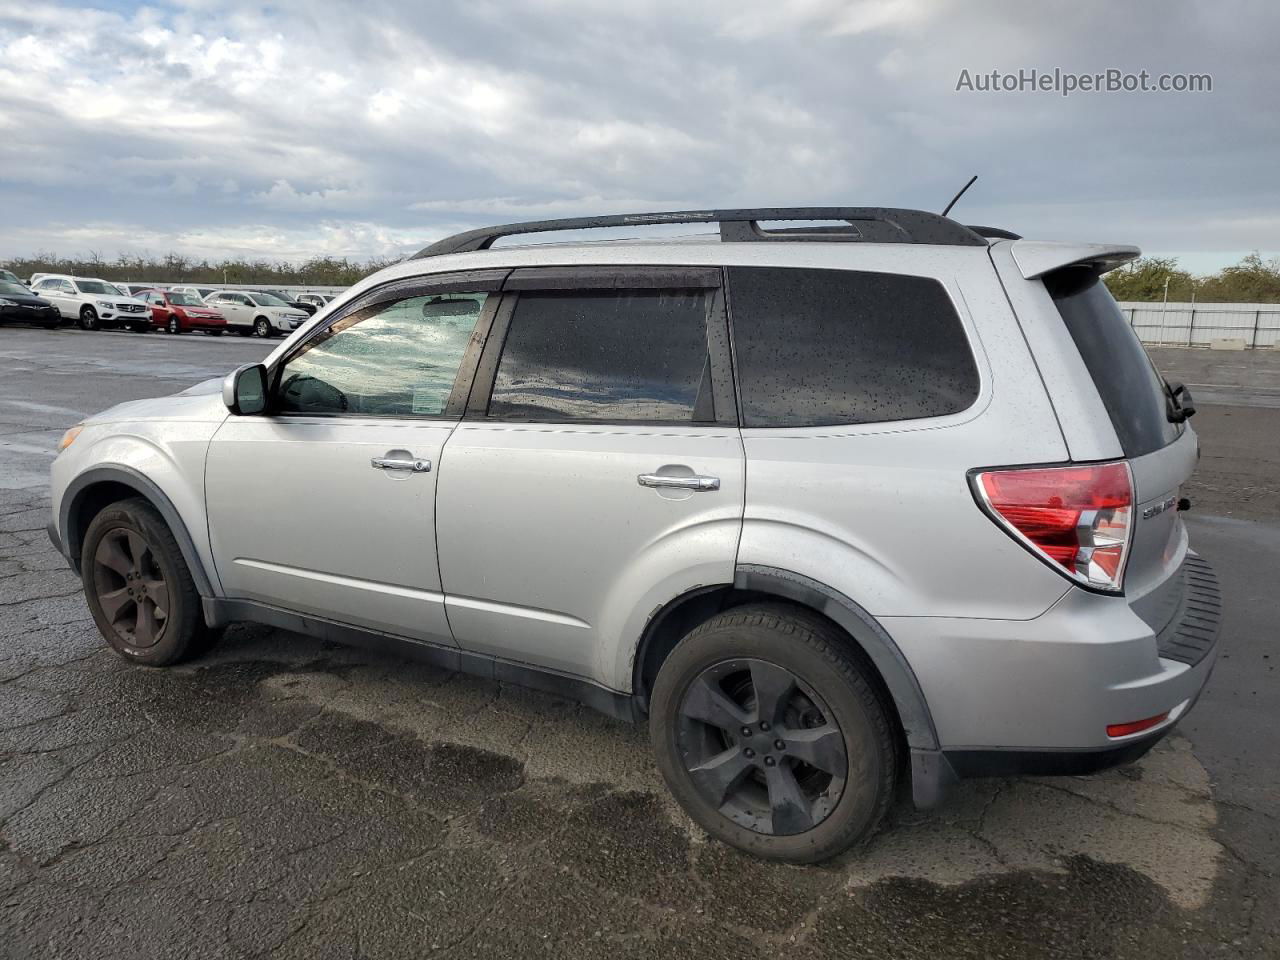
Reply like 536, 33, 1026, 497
38, 279, 74, 317
212, 293, 252, 329
434, 267, 744, 686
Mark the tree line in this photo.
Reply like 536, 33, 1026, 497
6, 249, 1279, 300
1104, 253, 1280, 303
0, 253, 399, 287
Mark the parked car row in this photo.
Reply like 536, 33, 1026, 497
0, 273, 332, 337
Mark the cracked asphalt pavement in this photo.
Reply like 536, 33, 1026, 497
1, 329, 1277, 958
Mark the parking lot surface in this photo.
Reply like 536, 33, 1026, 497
1, 330, 1277, 958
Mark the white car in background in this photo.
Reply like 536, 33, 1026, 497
29, 275, 152, 331
169, 285, 222, 302
203, 290, 310, 338
296, 292, 336, 312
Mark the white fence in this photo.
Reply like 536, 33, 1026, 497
1120, 301, 1280, 348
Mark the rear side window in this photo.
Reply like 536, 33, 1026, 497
488, 289, 713, 423
1045, 268, 1179, 458
726, 267, 979, 427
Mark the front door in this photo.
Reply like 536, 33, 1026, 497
205, 273, 505, 643
435, 268, 745, 686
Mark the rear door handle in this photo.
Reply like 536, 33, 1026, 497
637, 473, 720, 491
371, 457, 431, 473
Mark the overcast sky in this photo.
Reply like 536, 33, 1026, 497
1, 0, 1276, 273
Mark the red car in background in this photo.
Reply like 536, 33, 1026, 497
136, 289, 228, 335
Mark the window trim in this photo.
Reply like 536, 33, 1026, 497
265, 268, 510, 422
466, 266, 738, 428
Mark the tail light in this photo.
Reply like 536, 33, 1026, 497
972, 462, 1134, 593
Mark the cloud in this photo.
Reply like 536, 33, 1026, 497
0, 0, 1276, 267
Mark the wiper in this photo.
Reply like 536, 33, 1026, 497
1164, 380, 1196, 423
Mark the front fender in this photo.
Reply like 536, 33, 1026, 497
53, 427, 222, 597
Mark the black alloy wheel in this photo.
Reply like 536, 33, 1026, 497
676, 658, 847, 836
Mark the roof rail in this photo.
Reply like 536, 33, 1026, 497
966, 224, 1023, 240
411, 207, 988, 259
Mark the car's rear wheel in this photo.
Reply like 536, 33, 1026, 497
650, 603, 897, 863
167, 315, 182, 334
80, 498, 221, 666
253, 317, 272, 338
78, 306, 99, 331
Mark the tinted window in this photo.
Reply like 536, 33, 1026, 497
277, 292, 486, 417
1046, 268, 1180, 458
488, 289, 712, 423
727, 267, 979, 427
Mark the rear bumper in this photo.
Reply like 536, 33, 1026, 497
944, 719, 1172, 779
887, 553, 1222, 774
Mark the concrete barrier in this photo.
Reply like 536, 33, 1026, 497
1209, 338, 1248, 351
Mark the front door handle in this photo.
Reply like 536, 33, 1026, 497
371, 456, 431, 473
637, 473, 719, 492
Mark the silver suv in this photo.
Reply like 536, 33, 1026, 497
47, 208, 1220, 863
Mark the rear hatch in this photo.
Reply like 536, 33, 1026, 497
1043, 267, 1197, 632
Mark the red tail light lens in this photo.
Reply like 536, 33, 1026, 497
974, 462, 1134, 592
1106, 712, 1168, 738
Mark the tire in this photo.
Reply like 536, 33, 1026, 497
78, 305, 99, 331
253, 317, 273, 338
80, 498, 221, 666
650, 603, 897, 863
167, 315, 182, 335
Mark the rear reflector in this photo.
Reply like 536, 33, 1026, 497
1106, 712, 1168, 738
973, 461, 1134, 592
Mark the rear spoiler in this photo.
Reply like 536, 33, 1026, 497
1009, 240, 1141, 280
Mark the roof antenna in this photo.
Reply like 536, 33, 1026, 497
941, 175, 978, 218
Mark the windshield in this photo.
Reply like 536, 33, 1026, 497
252, 292, 290, 307
76, 280, 119, 295
0, 280, 29, 295
1, 270, 19, 283
168, 293, 203, 306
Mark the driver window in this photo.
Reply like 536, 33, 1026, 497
276, 292, 488, 417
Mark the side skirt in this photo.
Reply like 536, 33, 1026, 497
203, 597, 640, 723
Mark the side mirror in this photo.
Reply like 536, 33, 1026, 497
223, 363, 269, 415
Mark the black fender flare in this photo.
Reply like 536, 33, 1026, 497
733, 565, 957, 808
59, 465, 219, 598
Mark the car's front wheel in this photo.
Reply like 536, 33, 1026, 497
253, 317, 273, 338
650, 603, 897, 863
78, 306, 99, 331
80, 498, 222, 666
167, 315, 182, 334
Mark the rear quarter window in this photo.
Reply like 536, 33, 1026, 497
1044, 268, 1180, 458
726, 266, 979, 427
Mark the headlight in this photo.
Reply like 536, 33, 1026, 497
95, 300, 113, 308
58, 424, 84, 452
0, 298, 16, 307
